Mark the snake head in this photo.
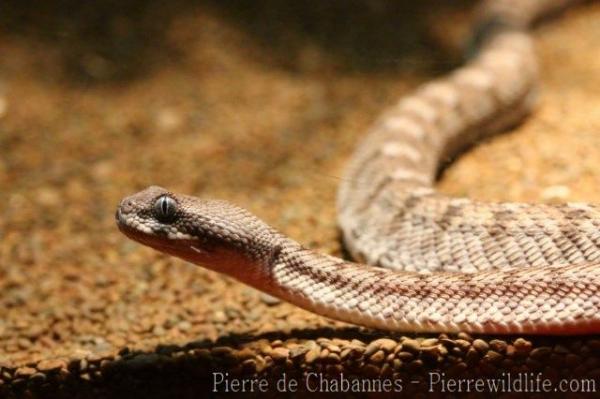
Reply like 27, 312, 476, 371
116, 186, 279, 279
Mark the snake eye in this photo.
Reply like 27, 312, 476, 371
154, 195, 177, 223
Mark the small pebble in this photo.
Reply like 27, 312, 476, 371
369, 350, 385, 364
15, 367, 36, 377
514, 338, 533, 355
421, 338, 438, 347
36, 359, 66, 372
259, 294, 281, 306
372, 338, 397, 352
483, 350, 503, 364
472, 339, 489, 353
530, 347, 552, 359
270, 347, 289, 361
402, 339, 421, 353
304, 348, 319, 364
489, 339, 507, 353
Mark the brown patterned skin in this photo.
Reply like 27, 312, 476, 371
116, 0, 600, 334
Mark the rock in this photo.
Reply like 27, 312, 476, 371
530, 347, 552, 359
235, 348, 255, 361
270, 347, 289, 361
483, 350, 503, 364
402, 339, 421, 353
472, 339, 489, 353
369, 350, 385, 364
36, 359, 66, 372
304, 347, 320, 364
15, 367, 36, 377
514, 338, 532, 355
364, 341, 381, 357
289, 345, 310, 359
489, 339, 507, 353
421, 338, 438, 347
373, 338, 398, 352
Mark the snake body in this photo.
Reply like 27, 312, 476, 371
116, 0, 600, 334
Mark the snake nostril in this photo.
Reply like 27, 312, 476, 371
119, 199, 135, 214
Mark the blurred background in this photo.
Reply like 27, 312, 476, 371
1, 0, 599, 397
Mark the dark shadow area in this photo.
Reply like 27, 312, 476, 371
0, 0, 193, 83
8, 327, 599, 399
202, 0, 473, 74
0, 0, 474, 85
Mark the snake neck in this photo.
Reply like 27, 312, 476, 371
237, 234, 600, 335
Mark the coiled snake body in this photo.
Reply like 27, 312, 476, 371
116, 0, 600, 335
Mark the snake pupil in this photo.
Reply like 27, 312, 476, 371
154, 195, 177, 223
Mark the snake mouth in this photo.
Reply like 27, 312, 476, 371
115, 208, 139, 238
115, 207, 158, 247
115, 208, 125, 226
117, 221, 188, 257
116, 207, 204, 260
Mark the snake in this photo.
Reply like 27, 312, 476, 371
115, 0, 600, 335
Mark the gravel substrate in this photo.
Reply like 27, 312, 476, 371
1, 1, 600, 397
